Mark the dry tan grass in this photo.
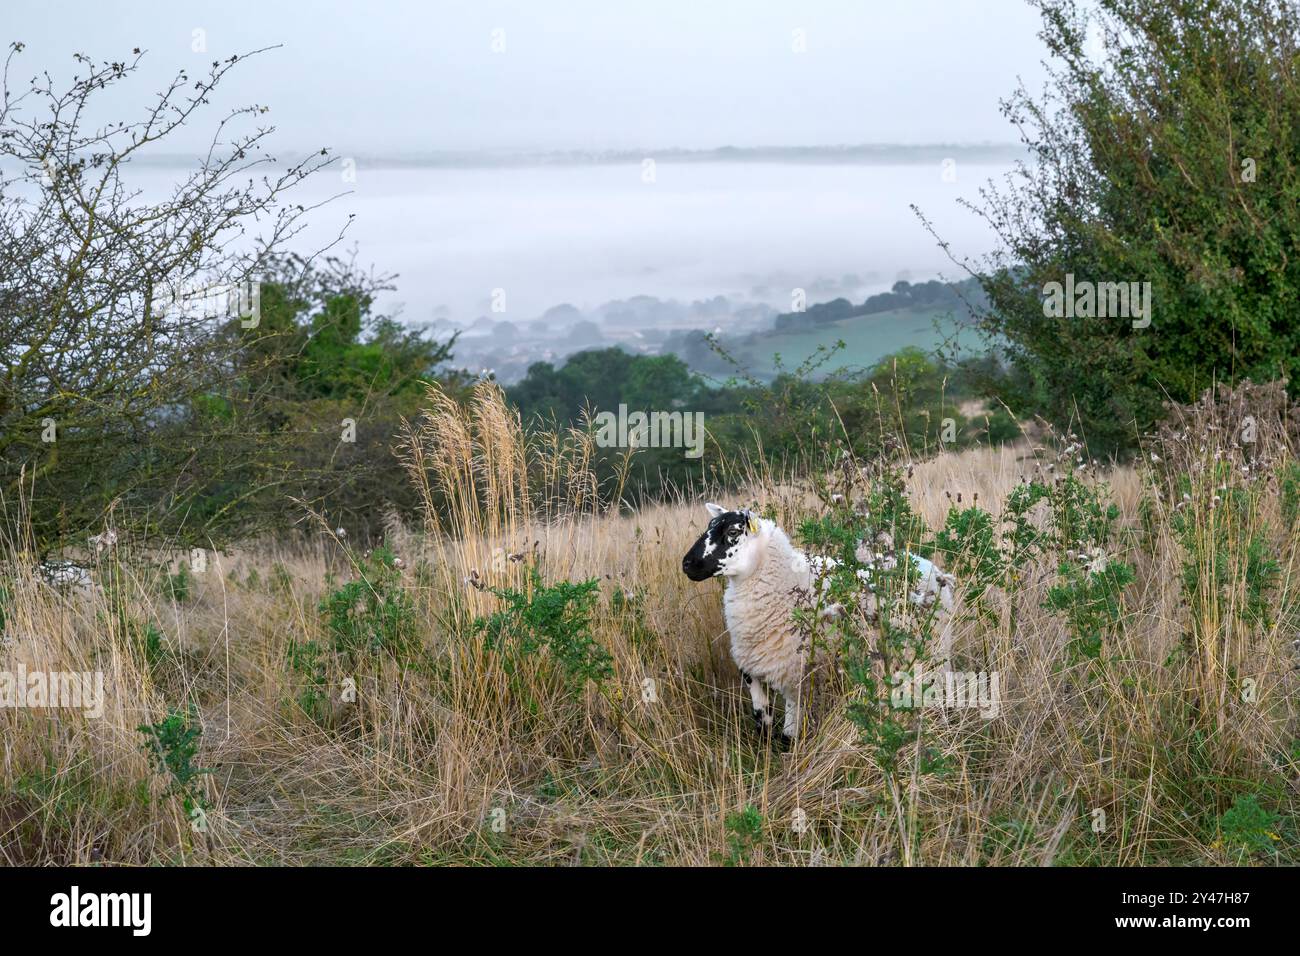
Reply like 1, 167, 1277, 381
2, 383, 1296, 866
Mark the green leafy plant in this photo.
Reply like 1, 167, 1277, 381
1045, 556, 1136, 663
319, 545, 420, 665
1001, 479, 1052, 577
1219, 794, 1281, 859
797, 462, 948, 777
286, 637, 329, 722
722, 804, 764, 866
935, 504, 1003, 606
160, 563, 192, 603
999, 469, 1136, 665
1171, 466, 1282, 631
138, 705, 210, 818
475, 568, 611, 692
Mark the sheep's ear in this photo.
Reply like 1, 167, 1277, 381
746, 512, 761, 534
705, 502, 726, 518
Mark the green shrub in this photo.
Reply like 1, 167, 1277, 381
935, 504, 1002, 604
797, 462, 949, 776
962, 0, 1300, 453
722, 804, 764, 866
474, 568, 611, 692
1045, 558, 1136, 663
1040, 474, 1135, 663
1171, 466, 1282, 630
138, 705, 209, 819
319, 545, 420, 665
1219, 794, 1281, 859
286, 637, 329, 722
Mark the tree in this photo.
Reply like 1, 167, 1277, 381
0, 43, 333, 551
507, 348, 712, 498
214, 253, 460, 539
952, 0, 1300, 453
509, 348, 705, 426
624, 354, 698, 410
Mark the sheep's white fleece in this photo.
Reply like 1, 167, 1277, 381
722, 518, 954, 739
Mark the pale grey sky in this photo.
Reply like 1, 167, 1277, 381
7, 0, 1052, 154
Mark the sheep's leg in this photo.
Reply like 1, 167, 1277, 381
933, 618, 954, 674
932, 581, 956, 674
780, 693, 800, 745
742, 671, 773, 735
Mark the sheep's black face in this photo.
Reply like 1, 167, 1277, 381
682, 505, 750, 581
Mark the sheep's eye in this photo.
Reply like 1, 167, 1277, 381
727, 529, 741, 542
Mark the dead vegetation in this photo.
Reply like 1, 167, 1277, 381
2, 382, 1297, 866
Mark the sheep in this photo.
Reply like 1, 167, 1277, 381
681, 503, 956, 744
37, 527, 120, 594
40, 559, 94, 590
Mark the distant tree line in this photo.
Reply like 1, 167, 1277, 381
507, 344, 1017, 500
772, 277, 987, 333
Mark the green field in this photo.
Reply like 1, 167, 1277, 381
723, 307, 977, 380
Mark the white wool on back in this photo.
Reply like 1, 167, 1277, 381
40, 560, 95, 592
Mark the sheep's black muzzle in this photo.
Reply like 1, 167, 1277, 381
682, 556, 713, 581
681, 541, 717, 581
